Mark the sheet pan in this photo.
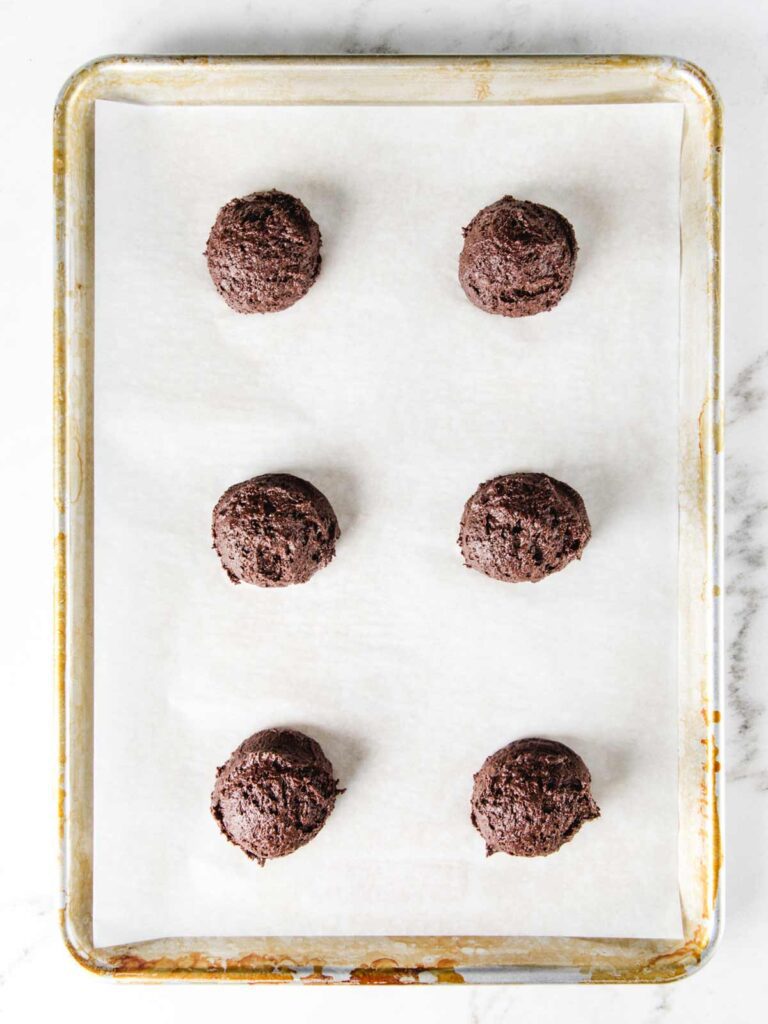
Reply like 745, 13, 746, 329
54, 54, 723, 984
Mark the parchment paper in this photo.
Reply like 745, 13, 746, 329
94, 100, 684, 946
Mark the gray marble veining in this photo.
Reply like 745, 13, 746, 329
726, 351, 768, 786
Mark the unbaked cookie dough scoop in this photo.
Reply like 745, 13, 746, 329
212, 473, 340, 587
211, 728, 343, 865
471, 737, 599, 857
458, 472, 591, 583
459, 196, 577, 318
205, 189, 322, 313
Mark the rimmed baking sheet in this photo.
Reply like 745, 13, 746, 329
55, 55, 723, 984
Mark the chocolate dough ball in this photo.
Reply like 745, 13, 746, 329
205, 190, 322, 313
212, 473, 340, 587
458, 472, 591, 583
211, 728, 342, 864
471, 738, 600, 857
459, 196, 577, 317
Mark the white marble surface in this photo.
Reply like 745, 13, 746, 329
1, 0, 766, 1020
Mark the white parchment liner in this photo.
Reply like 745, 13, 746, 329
93, 101, 683, 945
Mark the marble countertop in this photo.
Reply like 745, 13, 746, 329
1, 0, 766, 1020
